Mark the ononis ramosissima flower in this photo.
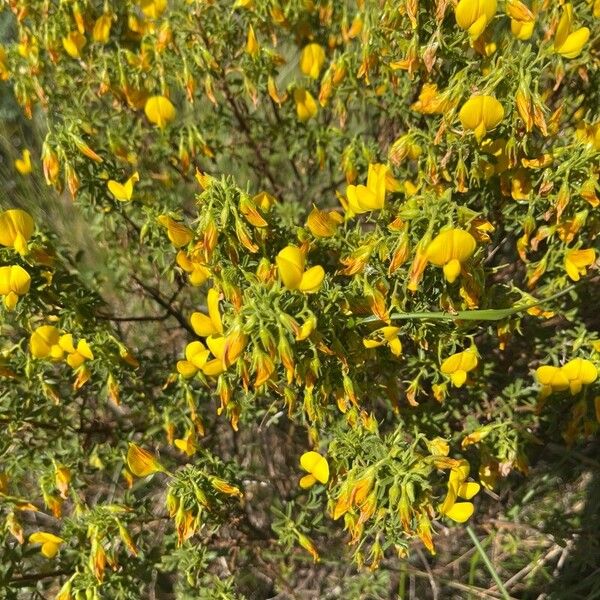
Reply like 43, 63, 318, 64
553, 3, 590, 59
300, 43, 326, 79
344, 163, 389, 215
0, 265, 30, 310
14, 149, 32, 175
144, 95, 176, 128
0, 209, 34, 254
536, 358, 597, 397
294, 88, 318, 122
564, 248, 595, 281
425, 228, 477, 283
276, 245, 325, 293
299, 451, 329, 489
439, 460, 480, 522
459, 94, 504, 142
440, 347, 478, 387
157, 215, 193, 247
29, 531, 64, 558
454, 0, 497, 41
108, 172, 139, 202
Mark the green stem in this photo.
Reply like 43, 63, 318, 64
359, 284, 578, 325
466, 525, 510, 600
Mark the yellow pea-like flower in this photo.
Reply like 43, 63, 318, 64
157, 215, 193, 247
455, 0, 497, 41
139, 0, 168, 19
294, 88, 318, 122
176, 341, 211, 378
535, 365, 569, 397
176, 249, 210, 286
511, 18, 535, 40
300, 43, 326, 79
439, 460, 480, 523
564, 248, 595, 281
245, 25, 259, 57
127, 443, 166, 477
62, 31, 86, 58
299, 451, 329, 489
58, 335, 94, 369
190, 288, 223, 337
107, 172, 139, 202
363, 326, 402, 357
0, 209, 34, 254
425, 229, 477, 283
561, 358, 598, 395
553, 4, 590, 59
92, 14, 113, 43
276, 245, 324, 293
345, 163, 389, 215
144, 95, 176, 128
459, 94, 504, 142
14, 149, 32, 175
30, 325, 65, 360
202, 329, 247, 376
29, 532, 64, 558
440, 348, 478, 387
174, 428, 197, 456
306, 206, 343, 238
0, 265, 31, 310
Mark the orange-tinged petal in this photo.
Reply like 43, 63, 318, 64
127, 443, 165, 477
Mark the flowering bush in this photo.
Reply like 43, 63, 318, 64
0, 0, 599, 597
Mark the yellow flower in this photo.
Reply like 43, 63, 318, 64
0, 209, 34, 254
62, 31, 86, 58
0, 265, 31, 310
190, 288, 223, 337
561, 358, 598, 395
439, 460, 480, 523
30, 325, 65, 360
29, 532, 64, 558
425, 229, 477, 283
107, 172, 139, 202
455, 0, 497, 41
139, 0, 168, 19
511, 18, 535, 40
300, 43, 326, 79
92, 14, 113, 43
299, 451, 329, 489
294, 88, 318, 122
127, 443, 166, 477
506, 0, 535, 39
58, 334, 94, 369
459, 94, 504, 142
276, 245, 324, 293
410, 83, 451, 114
245, 25, 259, 57
14, 149, 32, 175
202, 329, 247, 376
363, 326, 402, 356
306, 206, 343, 237
174, 428, 197, 456
535, 365, 569, 397
157, 215, 193, 247
176, 341, 211, 377
440, 348, 478, 387
564, 248, 595, 281
345, 163, 388, 215
553, 4, 590, 59
144, 95, 176, 128
176, 249, 210, 286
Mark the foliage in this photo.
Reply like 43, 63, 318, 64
0, 0, 599, 597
